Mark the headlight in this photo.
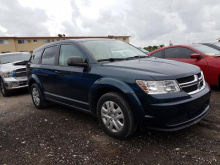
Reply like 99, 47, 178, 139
2, 71, 14, 78
136, 80, 180, 94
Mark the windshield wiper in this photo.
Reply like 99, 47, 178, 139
97, 55, 148, 62
98, 58, 125, 62
125, 55, 148, 60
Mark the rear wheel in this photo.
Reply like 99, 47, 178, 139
97, 92, 137, 139
31, 83, 47, 109
0, 79, 10, 97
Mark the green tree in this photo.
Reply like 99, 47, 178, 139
144, 44, 165, 52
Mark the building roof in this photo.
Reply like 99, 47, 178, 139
0, 36, 130, 39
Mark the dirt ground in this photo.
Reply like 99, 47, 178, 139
0, 88, 220, 165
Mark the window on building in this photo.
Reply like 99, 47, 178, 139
33, 39, 37, 43
165, 47, 195, 58
41, 46, 57, 65
57, 39, 60, 41
59, 45, 84, 66
18, 40, 26, 44
0, 40, 9, 44
115, 38, 118, 40
44, 39, 50, 43
123, 38, 127, 42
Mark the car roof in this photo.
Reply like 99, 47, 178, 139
34, 38, 118, 52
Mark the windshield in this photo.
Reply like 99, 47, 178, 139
80, 40, 147, 61
0, 53, 31, 64
190, 44, 220, 56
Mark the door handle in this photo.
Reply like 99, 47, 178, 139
55, 71, 61, 74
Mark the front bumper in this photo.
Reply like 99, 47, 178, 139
135, 82, 211, 131
3, 77, 28, 90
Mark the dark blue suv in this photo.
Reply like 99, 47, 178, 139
27, 39, 211, 139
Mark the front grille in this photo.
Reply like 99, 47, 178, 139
15, 68, 27, 78
177, 72, 205, 95
16, 68, 26, 72
176, 75, 194, 84
197, 73, 201, 79
182, 84, 198, 93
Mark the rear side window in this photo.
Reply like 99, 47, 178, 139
59, 45, 84, 66
31, 49, 43, 64
41, 46, 57, 65
151, 50, 163, 58
165, 47, 195, 58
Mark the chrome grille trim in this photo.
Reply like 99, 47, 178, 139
177, 72, 205, 95
15, 68, 27, 78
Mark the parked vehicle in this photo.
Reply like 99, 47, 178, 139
149, 44, 220, 87
0, 52, 31, 96
27, 39, 211, 139
201, 42, 220, 51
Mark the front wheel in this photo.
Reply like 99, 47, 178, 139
0, 79, 10, 97
97, 92, 137, 139
31, 83, 47, 109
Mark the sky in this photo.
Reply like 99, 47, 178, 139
0, 0, 220, 47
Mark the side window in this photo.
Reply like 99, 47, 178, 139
31, 49, 43, 64
165, 47, 195, 58
151, 51, 163, 58
41, 46, 57, 65
59, 45, 84, 66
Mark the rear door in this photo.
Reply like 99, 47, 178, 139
37, 45, 59, 98
164, 47, 208, 76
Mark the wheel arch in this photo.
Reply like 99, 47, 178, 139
28, 74, 44, 94
89, 78, 144, 120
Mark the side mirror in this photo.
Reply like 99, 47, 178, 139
190, 53, 202, 59
67, 56, 88, 67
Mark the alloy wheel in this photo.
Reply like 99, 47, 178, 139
32, 87, 40, 106
101, 101, 124, 133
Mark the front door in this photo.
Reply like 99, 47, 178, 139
54, 44, 91, 111
165, 47, 208, 77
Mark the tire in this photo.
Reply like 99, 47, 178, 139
31, 83, 47, 109
0, 79, 10, 97
219, 75, 220, 89
97, 92, 137, 139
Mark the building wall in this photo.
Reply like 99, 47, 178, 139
0, 38, 16, 53
0, 36, 130, 53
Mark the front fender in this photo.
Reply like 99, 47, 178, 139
90, 78, 135, 94
89, 78, 145, 123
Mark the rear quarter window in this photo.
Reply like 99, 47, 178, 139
41, 46, 58, 65
31, 49, 43, 64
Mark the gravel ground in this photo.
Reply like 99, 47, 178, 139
0, 88, 220, 165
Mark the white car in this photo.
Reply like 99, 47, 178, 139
0, 52, 31, 96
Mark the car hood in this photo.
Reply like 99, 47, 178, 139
103, 57, 200, 80
0, 61, 26, 72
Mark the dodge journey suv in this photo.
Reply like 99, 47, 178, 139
27, 39, 211, 139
